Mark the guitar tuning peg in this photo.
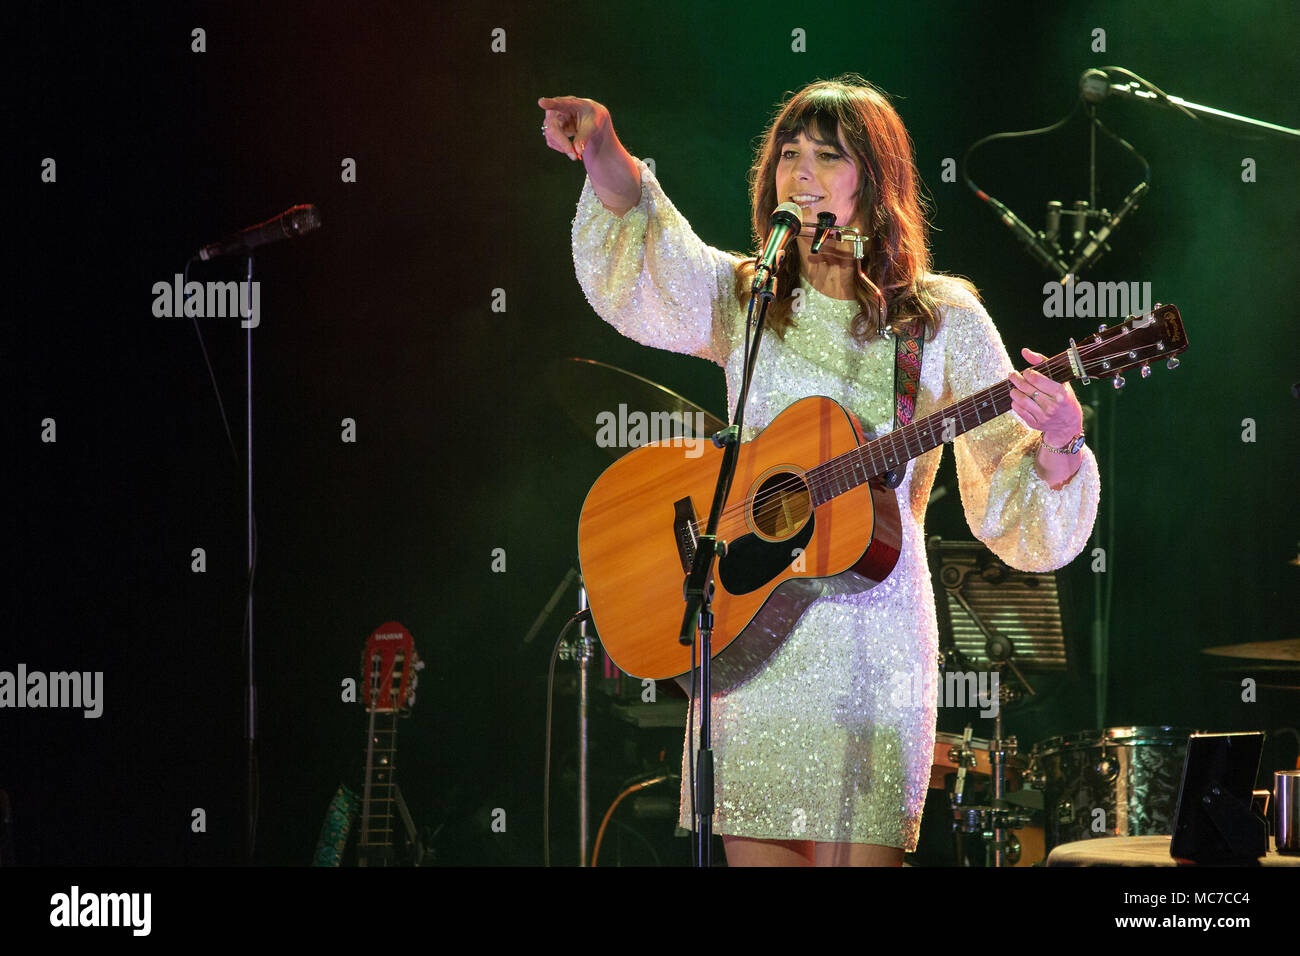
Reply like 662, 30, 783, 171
1140, 363, 1151, 378
1112, 373, 1126, 390
1097, 323, 1108, 333
1166, 356, 1180, 370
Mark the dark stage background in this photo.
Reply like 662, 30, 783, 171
8, 0, 1298, 866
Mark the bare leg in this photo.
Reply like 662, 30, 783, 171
814, 842, 904, 867
722, 835, 815, 867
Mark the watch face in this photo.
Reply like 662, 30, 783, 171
1067, 434, 1086, 453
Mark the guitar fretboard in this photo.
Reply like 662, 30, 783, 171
359, 714, 399, 856
806, 356, 1071, 505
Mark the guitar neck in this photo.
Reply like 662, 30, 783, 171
809, 372, 1035, 505
807, 305, 1187, 504
357, 712, 400, 864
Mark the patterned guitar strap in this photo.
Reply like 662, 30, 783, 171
882, 326, 924, 490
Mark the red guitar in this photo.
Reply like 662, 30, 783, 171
356, 621, 422, 867
577, 305, 1188, 689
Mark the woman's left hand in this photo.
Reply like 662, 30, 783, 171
1009, 347, 1083, 445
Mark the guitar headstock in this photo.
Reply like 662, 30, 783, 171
361, 621, 423, 714
1063, 303, 1188, 387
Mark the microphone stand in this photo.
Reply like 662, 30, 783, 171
576, 583, 595, 866
1098, 74, 1300, 141
242, 253, 259, 866
966, 81, 1152, 728
681, 270, 777, 868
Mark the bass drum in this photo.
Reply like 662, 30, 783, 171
1028, 726, 1193, 852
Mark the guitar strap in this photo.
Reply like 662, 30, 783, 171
882, 326, 924, 489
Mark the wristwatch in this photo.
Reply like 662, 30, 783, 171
1041, 432, 1086, 455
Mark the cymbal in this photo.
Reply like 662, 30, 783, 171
547, 357, 727, 459
1202, 638, 1300, 662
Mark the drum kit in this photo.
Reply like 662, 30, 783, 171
929, 638, 1299, 866
548, 356, 1299, 866
933, 722, 1194, 866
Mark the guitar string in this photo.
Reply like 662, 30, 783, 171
701, 366, 1058, 540
698, 372, 1029, 542
700, 354, 1075, 535
721, 330, 1155, 521
798, 332, 1162, 500
681, 334, 1162, 538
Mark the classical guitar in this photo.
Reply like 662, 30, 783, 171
577, 305, 1188, 689
356, 621, 422, 866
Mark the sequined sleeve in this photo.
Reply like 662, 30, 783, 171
941, 282, 1100, 573
571, 158, 744, 367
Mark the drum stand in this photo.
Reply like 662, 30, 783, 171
949, 667, 1033, 866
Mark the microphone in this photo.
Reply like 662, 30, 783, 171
751, 201, 803, 294
1064, 181, 1149, 277
1044, 201, 1062, 244
973, 191, 1068, 277
198, 204, 322, 261
1079, 68, 1113, 104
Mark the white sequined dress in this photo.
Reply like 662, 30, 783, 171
571, 159, 1100, 851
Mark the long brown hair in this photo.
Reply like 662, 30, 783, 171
735, 73, 976, 343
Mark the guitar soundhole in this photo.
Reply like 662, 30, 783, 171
750, 471, 812, 540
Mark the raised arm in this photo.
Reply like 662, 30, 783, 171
540, 96, 641, 216
540, 94, 744, 367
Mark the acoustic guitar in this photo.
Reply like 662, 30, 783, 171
577, 305, 1187, 690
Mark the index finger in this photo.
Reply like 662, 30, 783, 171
539, 106, 579, 159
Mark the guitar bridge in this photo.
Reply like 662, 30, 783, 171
673, 497, 698, 573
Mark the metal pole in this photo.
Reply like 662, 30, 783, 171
576, 584, 593, 866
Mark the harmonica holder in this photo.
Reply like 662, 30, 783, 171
804, 223, 869, 259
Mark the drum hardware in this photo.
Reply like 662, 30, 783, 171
1003, 788, 1044, 811
947, 737, 979, 773
948, 724, 977, 866
954, 612, 1037, 866
924, 532, 1078, 866
1004, 832, 1022, 865
955, 802, 1034, 831
949, 673, 1038, 866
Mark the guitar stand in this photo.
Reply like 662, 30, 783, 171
392, 783, 427, 866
